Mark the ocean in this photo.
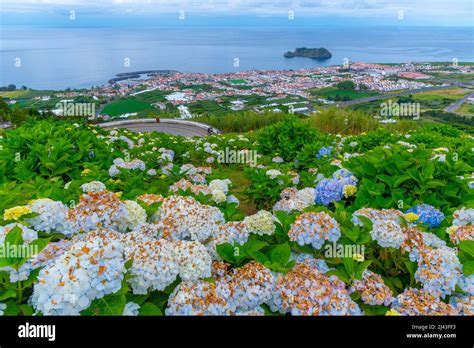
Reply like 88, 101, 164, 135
1, 26, 473, 90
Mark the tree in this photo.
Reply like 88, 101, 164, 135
0, 98, 9, 112
336, 80, 355, 91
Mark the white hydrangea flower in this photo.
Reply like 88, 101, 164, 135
296, 188, 316, 205
166, 281, 232, 315
208, 179, 231, 195
26, 199, 78, 237
126, 239, 180, 295
266, 169, 283, 179
80, 181, 106, 193
175, 241, 212, 282
371, 219, 405, 248
31, 230, 126, 315
211, 190, 227, 204
116, 200, 147, 233
155, 195, 224, 242
222, 262, 276, 311
243, 210, 275, 236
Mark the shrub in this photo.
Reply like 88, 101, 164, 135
194, 111, 288, 133
307, 109, 379, 135
257, 117, 319, 161
345, 144, 474, 212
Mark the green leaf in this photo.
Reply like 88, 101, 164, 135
243, 238, 267, 253
249, 250, 269, 264
391, 277, 403, 290
404, 260, 418, 281
326, 268, 351, 284
343, 258, 355, 276
19, 304, 34, 316
3, 300, 19, 316
461, 260, 474, 277
21, 267, 43, 288
0, 289, 16, 301
5, 226, 24, 246
270, 243, 291, 266
138, 302, 163, 316
360, 304, 389, 315
393, 174, 411, 188
81, 293, 126, 316
202, 276, 215, 284
216, 243, 236, 264
458, 241, 474, 258
355, 260, 373, 280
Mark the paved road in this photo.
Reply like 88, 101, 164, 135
446, 92, 474, 113
99, 118, 219, 137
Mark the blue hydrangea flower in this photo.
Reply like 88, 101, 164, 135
332, 168, 358, 186
415, 246, 462, 299
291, 253, 332, 273
315, 178, 344, 206
316, 146, 333, 159
405, 204, 445, 228
288, 212, 341, 249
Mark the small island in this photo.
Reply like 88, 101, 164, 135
284, 47, 332, 60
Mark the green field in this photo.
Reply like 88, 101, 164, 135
132, 89, 171, 103
412, 88, 473, 110
457, 102, 474, 117
0, 89, 55, 99
428, 72, 474, 83
187, 100, 226, 115
413, 88, 472, 101
229, 79, 247, 85
101, 98, 154, 116
310, 87, 379, 101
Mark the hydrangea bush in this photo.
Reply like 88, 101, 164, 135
0, 118, 472, 316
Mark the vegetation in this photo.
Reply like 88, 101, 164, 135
0, 101, 473, 317
101, 98, 154, 116
194, 111, 288, 133
310, 87, 379, 101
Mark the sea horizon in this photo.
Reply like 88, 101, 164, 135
1, 25, 473, 90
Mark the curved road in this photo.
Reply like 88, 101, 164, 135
446, 92, 474, 113
98, 118, 219, 137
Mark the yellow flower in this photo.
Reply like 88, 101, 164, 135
352, 253, 365, 262
447, 226, 458, 235
343, 185, 357, 198
3, 205, 31, 221
116, 192, 123, 198
404, 212, 419, 221
385, 309, 401, 316
81, 168, 92, 176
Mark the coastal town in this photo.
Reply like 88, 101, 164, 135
2, 61, 473, 122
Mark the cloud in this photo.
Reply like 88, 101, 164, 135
1, 0, 472, 22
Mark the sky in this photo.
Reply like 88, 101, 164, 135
0, 0, 473, 27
